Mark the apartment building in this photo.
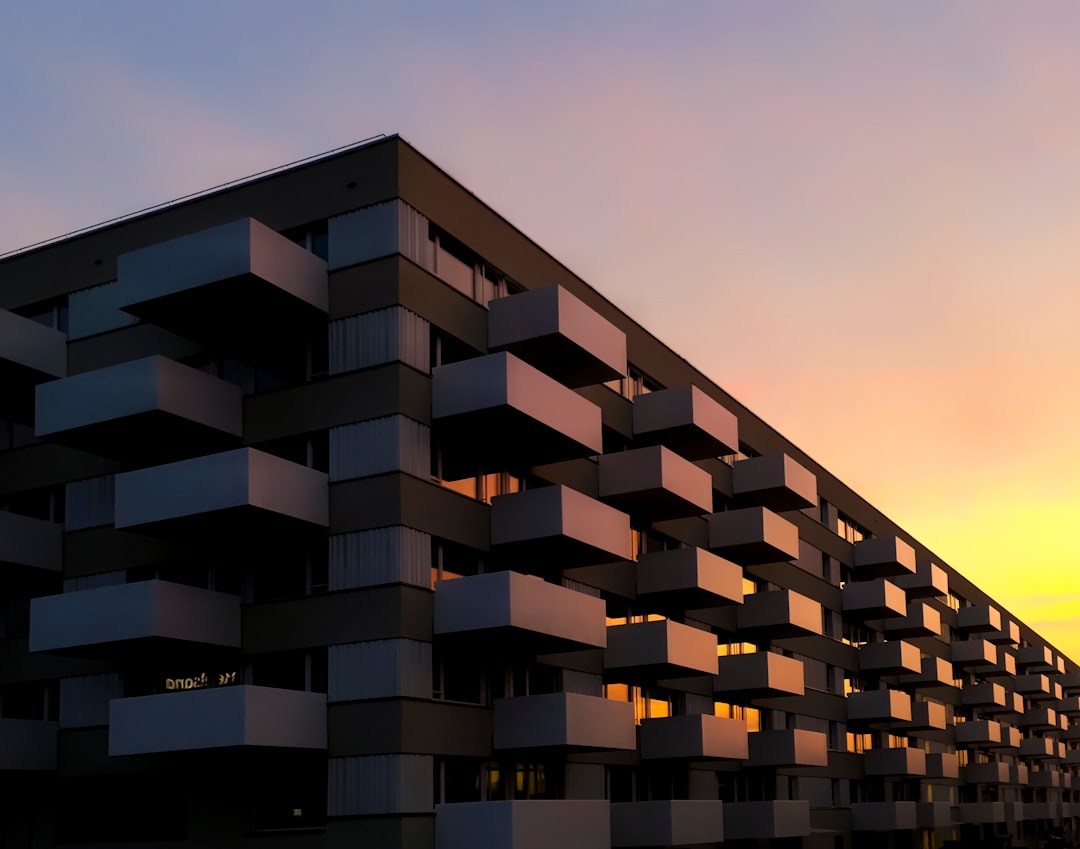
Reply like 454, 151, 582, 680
0, 135, 1077, 849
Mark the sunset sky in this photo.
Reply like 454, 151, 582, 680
3, 3, 1079, 656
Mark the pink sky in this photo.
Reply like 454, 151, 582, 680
2, 2, 1078, 655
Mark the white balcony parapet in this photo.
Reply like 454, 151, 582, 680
636, 548, 743, 610
852, 536, 916, 579
722, 801, 810, 840
114, 447, 328, 534
599, 446, 713, 521
714, 652, 805, 701
859, 641, 921, 676
847, 689, 912, 725
434, 571, 606, 653
488, 285, 626, 387
0, 510, 62, 573
639, 714, 748, 761
892, 560, 948, 598
0, 307, 66, 415
842, 579, 907, 620
116, 218, 327, 358
746, 729, 828, 767
493, 693, 636, 752
433, 352, 604, 473
707, 507, 800, 566
436, 800, 610, 849
864, 747, 926, 777
30, 580, 240, 654
490, 485, 632, 570
108, 686, 326, 755
610, 800, 724, 847
604, 619, 718, 681
0, 719, 57, 770
632, 385, 738, 460
851, 802, 917, 831
35, 355, 242, 457
735, 589, 821, 639
731, 453, 817, 512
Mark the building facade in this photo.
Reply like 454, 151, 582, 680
0, 135, 1077, 848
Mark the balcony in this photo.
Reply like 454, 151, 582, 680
1012, 763, 1029, 785
731, 453, 817, 512
713, 652, 805, 701
0, 307, 66, 417
0, 719, 57, 770
723, 800, 809, 840
974, 646, 1017, 681
640, 714, 748, 762
1017, 645, 1056, 673
1019, 736, 1062, 759
988, 620, 1020, 646
955, 719, 1002, 747
1020, 708, 1061, 731
852, 536, 917, 579
707, 507, 799, 566
1058, 697, 1080, 717
925, 752, 959, 780
746, 728, 828, 768
915, 802, 953, 829
490, 486, 632, 571
487, 284, 626, 387
951, 639, 996, 668
636, 548, 743, 611
432, 352, 603, 473
899, 656, 956, 690
610, 800, 725, 847
1016, 674, 1061, 702
899, 700, 948, 732
1030, 769, 1062, 788
964, 761, 1010, 784
631, 385, 738, 460
956, 604, 1002, 635
994, 725, 1021, 749
892, 559, 948, 598
604, 619, 718, 682
114, 448, 328, 538
35, 356, 242, 459
598, 446, 713, 521
108, 685, 326, 755
29, 580, 240, 656
1060, 673, 1080, 695
1025, 802, 1063, 823
433, 571, 607, 654
0, 510, 62, 573
842, 579, 907, 620
956, 802, 1005, 824
883, 601, 942, 638
850, 802, 917, 832
846, 689, 912, 725
1067, 748, 1080, 765
735, 589, 822, 640
436, 800, 609, 849
116, 218, 328, 361
962, 683, 1007, 710
864, 747, 927, 777
859, 640, 921, 676
493, 693, 636, 752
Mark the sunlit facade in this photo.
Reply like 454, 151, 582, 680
0, 135, 1077, 847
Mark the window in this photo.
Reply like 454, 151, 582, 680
603, 367, 661, 401
714, 702, 761, 732
837, 511, 869, 543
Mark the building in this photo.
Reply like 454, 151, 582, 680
0, 134, 1077, 848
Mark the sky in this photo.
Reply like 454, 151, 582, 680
2, 2, 1078, 657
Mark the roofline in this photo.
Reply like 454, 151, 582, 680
0, 134, 394, 263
